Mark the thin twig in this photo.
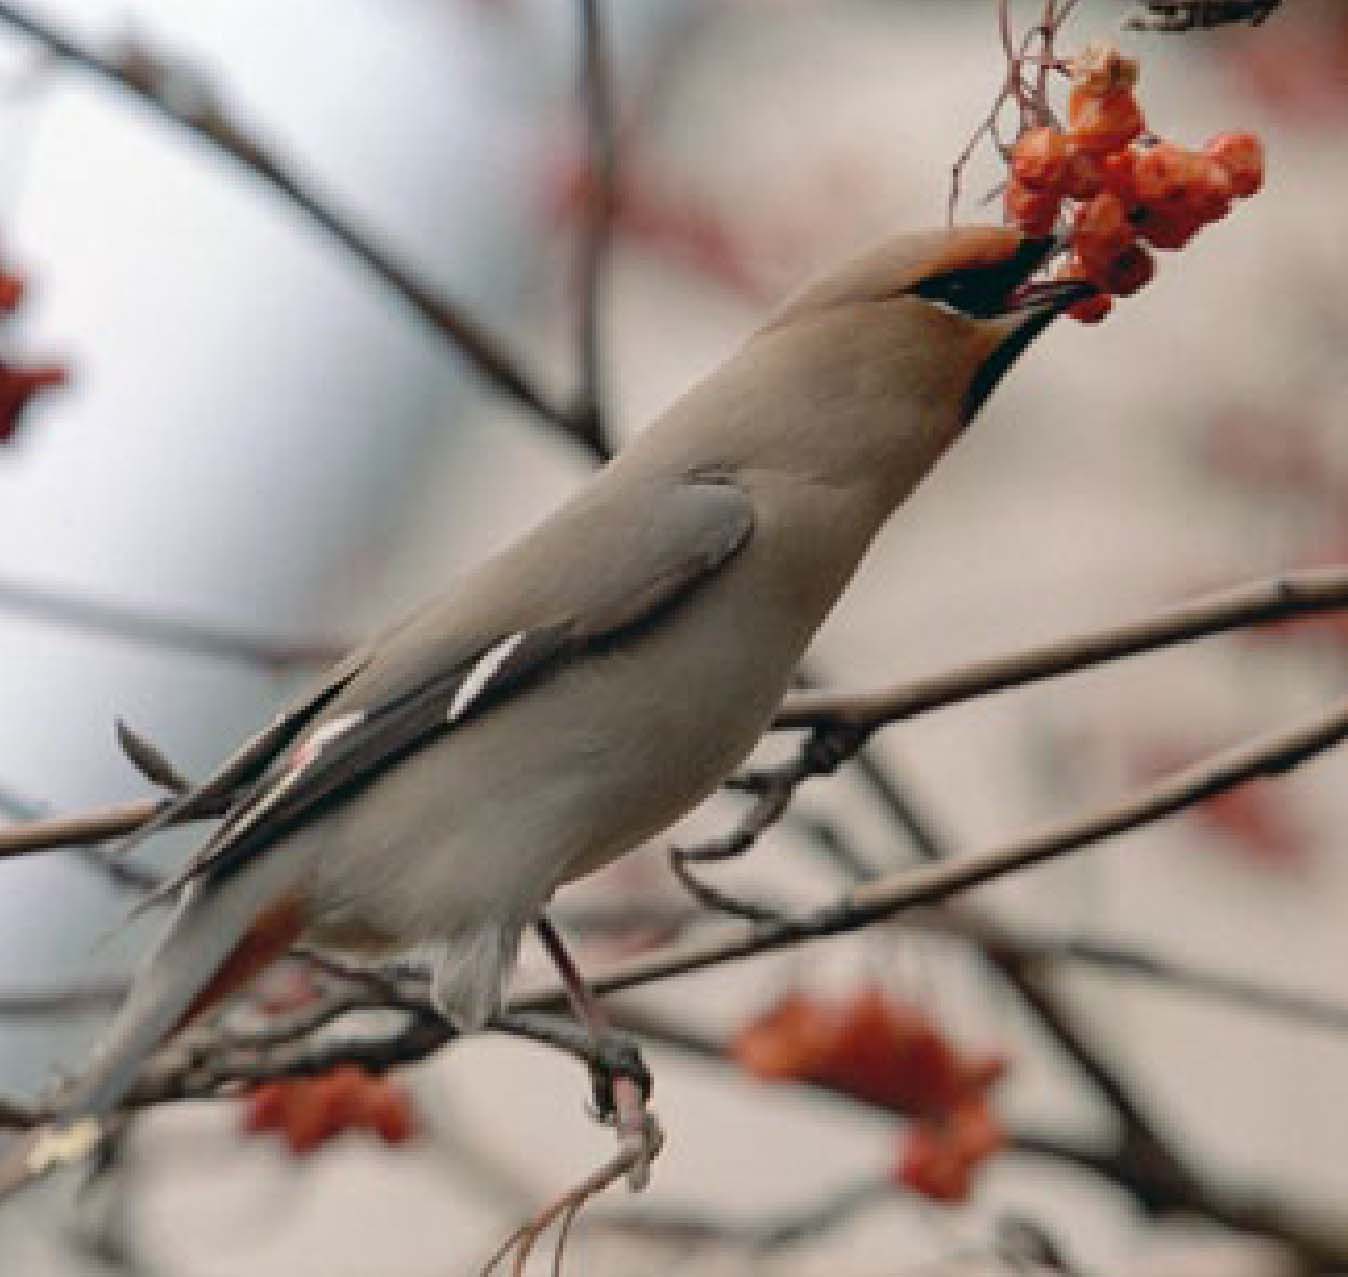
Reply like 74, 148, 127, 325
0, 783, 163, 894
670, 568, 1348, 938
0, 795, 223, 861
0, 980, 127, 1018
775, 568, 1348, 730
522, 692, 1348, 1005
812, 760, 1203, 1205
0, 3, 585, 448
571, 0, 619, 461
908, 910, 1348, 1036
0, 573, 346, 671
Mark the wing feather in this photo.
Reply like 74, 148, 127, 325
147, 476, 754, 899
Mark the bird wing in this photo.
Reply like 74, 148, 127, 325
143, 473, 754, 902
114, 644, 376, 873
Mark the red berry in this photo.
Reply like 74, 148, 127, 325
949, 1100, 1005, 1163
731, 992, 840, 1081
364, 1081, 415, 1145
1204, 131, 1264, 198
242, 1082, 289, 1134
1099, 149, 1139, 206
1011, 127, 1071, 193
1060, 143, 1105, 200
959, 1053, 1010, 1095
315, 1065, 371, 1129
1004, 180, 1061, 237
816, 989, 965, 1116
1187, 156, 1234, 224
1070, 41, 1140, 96
1069, 86, 1145, 154
895, 1123, 972, 1204
283, 1083, 338, 1155
1133, 142, 1196, 206
1134, 202, 1203, 251
1103, 243, 1156, 296
1068, 291, 1113, 324
1072, 192, 1135, 273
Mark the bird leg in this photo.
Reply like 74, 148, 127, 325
533, 914, 662, 1190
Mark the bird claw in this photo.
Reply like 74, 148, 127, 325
616, 1100, 663, 1192
581, 1032, 661, 1189
585, 1031, 652, 1118
478, 1095, 664, 1277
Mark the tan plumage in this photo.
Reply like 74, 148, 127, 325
0, 225, 1088, 1202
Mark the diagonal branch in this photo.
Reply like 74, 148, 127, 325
0, 574, 346, 671
0, 795, 224, 862
537, 691, 1348, 1003
571, 0, 619, 461
776, 567, 1348, 731
0, 2, 585, 446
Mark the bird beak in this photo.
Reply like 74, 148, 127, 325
963, 235, 1097, 420
995, 235, 1097, 319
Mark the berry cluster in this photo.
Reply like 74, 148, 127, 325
241, 1064, 415, 1156
731, 988, 1007, 1204
0, 255, 68, 442
1005, 42, 1264, 323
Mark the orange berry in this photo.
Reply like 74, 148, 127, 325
1204, 131, 1264, 198
1004, 179, 1060, 237
1134, 202, 1203, 251
364, 1081, 416, 1145
283, 1083, 338, 1155
949, 1100, 1006, 1163
1070, 41, 1140, 95
731, 992, 840, 1081
1187, 156, 1234, 224
1060, 143, 1105, 200
818, 989, 966, 1116
960, 1053, 1011, 1096
1011, 127, 1071, 192
315, 1065, 371, 1128
1102, 243, 1155, 297
242, 1082, 289, 1134
0, 274, 24, 312
1068, 291, 1113, 324
1100, 149, 1139, 206
895, 1123, 973, 1204
1072, 192, 1135, 272
1132, 142, 1195, 206
1068, 86, 1145, 154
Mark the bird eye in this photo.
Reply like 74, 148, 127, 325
911, 267, 1004, 319
910, 237, 1058, 319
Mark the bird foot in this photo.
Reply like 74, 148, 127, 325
478, 1094, 664, 1277
582, 1030, 660, 1189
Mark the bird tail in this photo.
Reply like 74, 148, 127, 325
0, 846, 306, 1206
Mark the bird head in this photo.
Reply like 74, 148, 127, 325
767, 225, 1093, 427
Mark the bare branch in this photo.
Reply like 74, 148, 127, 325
533, 692, 1348, 1004
919, 911, 1348, 1036
0, 573, 346, 671
571, 0, 619, 461
0, 980, 126, 1018
0, 3, 585, 447
776, 567, 1348, 730
0, 795, 222, 862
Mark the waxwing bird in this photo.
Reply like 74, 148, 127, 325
0, 226, 1090, 1202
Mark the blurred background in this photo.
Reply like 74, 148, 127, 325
0, 0, 1345, 1273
